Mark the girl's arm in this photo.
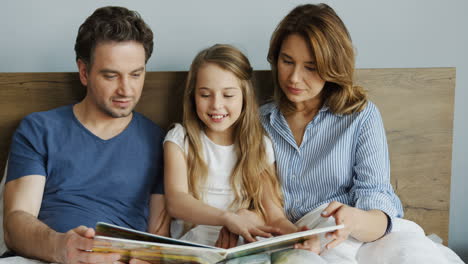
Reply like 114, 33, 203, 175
260, 164, 297, 234
261, 165, 320, 253
164, 141, 274, 242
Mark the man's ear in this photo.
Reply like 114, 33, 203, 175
77, 59, 89, 87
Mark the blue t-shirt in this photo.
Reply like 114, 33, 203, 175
7, 105, 164, 233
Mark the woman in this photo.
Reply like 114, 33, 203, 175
257, 3, 450, 263
262, 2, 402, 246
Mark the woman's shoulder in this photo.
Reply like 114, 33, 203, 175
259, 102, 278, 116
341, 100, 380, 120
359, 100, 382, 120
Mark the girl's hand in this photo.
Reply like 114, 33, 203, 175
321, 201, 359, 249
222, 211, 276, 243
215, 226, 238, 249
293, 226, 321, 253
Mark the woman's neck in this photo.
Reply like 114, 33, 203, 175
287, 97, 322, 120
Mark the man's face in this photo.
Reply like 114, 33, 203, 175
78, 41, 146, 118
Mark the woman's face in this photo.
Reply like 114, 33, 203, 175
277, 34, 325, 106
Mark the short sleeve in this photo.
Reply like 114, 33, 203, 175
7, 115, 47, 182
163, 123, 188, 154
263, 136, 276, 165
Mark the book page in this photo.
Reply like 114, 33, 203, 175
95, 222, 216, 249
225, 224, 344, 260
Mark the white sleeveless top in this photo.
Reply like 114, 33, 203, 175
163, 123, 275, 245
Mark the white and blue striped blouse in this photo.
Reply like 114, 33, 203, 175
260, 101, 403, 232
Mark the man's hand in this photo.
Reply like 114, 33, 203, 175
56, 226, 121, 264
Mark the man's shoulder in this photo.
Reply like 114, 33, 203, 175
20, 105, 73, 130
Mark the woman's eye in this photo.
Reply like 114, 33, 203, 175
282, 59, 293, 65
200, 94, 210, 98
305, 66, 316, 71
224, 94, 234, 98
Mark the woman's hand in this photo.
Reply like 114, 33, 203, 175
321, 201, 359, 249
293, 226, 321, 253
321, 201, 388, 248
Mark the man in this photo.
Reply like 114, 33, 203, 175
3, 6, 169, 264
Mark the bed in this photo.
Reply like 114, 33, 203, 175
0, 68, 461, 263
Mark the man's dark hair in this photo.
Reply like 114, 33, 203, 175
74, 6, 153, 67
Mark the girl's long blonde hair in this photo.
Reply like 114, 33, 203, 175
183, 44, 282, 219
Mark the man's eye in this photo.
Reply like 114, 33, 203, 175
104, 75, 117, 79
131, 73, 142, 78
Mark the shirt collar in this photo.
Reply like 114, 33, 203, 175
261, 102, 342, 125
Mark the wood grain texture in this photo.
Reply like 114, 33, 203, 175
0, 68, 455, 243
356, 68, 455, 244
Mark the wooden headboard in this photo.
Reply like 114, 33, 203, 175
0, 68, 455, 243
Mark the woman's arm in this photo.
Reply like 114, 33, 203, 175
323, 104, 402, 248
321, 201, 387, 248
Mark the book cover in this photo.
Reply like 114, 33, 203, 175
92, 222, 343, 264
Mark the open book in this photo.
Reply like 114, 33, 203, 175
92, 220, 343, 264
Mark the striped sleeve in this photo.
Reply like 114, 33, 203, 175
351, 103, 403, 233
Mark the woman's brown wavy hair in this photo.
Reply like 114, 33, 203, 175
268, 3, 367, 115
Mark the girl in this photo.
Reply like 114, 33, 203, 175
163, 44, 318, 253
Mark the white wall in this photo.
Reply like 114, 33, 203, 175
1, 0, 467, 260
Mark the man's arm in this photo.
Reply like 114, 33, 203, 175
147, 194, 171, 236
3, 175, 121, 264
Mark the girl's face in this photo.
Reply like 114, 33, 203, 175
195, 63, 243, 145
277, 34, 326, 106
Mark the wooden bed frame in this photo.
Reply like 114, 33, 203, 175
0, 68, 455, 244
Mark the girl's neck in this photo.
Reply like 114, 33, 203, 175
204, 126, 235, 146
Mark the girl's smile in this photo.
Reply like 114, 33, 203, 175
195, 63, 243, 145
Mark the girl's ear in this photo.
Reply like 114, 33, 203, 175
77, 59, 89, 87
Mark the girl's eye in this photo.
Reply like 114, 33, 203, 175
282, 59, 293, 65
224, 94, 234, 98
200, 94, 210, 98
305, 66, 316, 72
